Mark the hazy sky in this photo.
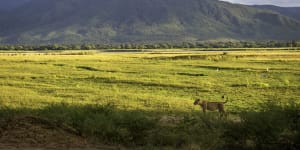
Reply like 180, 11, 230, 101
222, 0, 300, 7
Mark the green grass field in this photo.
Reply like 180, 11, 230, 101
0, 50, 299, 149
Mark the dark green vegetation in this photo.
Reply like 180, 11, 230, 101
2, 102, 299, 149
1, 40, 300, 50
0, 0, 300, 44
0, 51, 299, 149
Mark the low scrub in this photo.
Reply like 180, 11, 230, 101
0, 101, 299, 149
222, 101, 300, 150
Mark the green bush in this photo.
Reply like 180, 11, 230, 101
1, 101, 299, 149
38, 103, 156, 145
222, 101, 300, 150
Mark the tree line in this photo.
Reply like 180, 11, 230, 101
0, 41, 300, 50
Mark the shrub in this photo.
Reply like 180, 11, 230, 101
221, 101, 300, 150
38, 103, 156, 146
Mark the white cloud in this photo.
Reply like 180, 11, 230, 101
222, 0, 300, 7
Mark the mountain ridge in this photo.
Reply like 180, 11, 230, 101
253, 5, 300, 21
0, 0, 300, 44
0, 0, 31, 11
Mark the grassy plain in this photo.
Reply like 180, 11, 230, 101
0, 50, 299, 149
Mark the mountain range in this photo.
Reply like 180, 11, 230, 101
0, 0, 30, 11
0, 0, 300, 44
253, 5, 300, 21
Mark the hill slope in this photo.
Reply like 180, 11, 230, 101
0, 0, 31, 11
253, 5, 300, 21
0, 0, 300, 44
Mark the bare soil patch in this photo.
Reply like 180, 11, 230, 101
0, 116, 119, 150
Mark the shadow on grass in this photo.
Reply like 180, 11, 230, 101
0, 101, 299, 149
222, 101, 300, 150
76, 65, 138, 74
177, 72, 207, 77
80, 76, 209, 92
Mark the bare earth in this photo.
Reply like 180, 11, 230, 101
0, 116, 120, 150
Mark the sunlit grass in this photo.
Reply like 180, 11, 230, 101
0, 50, 299, 112
0, 50, 299, 148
